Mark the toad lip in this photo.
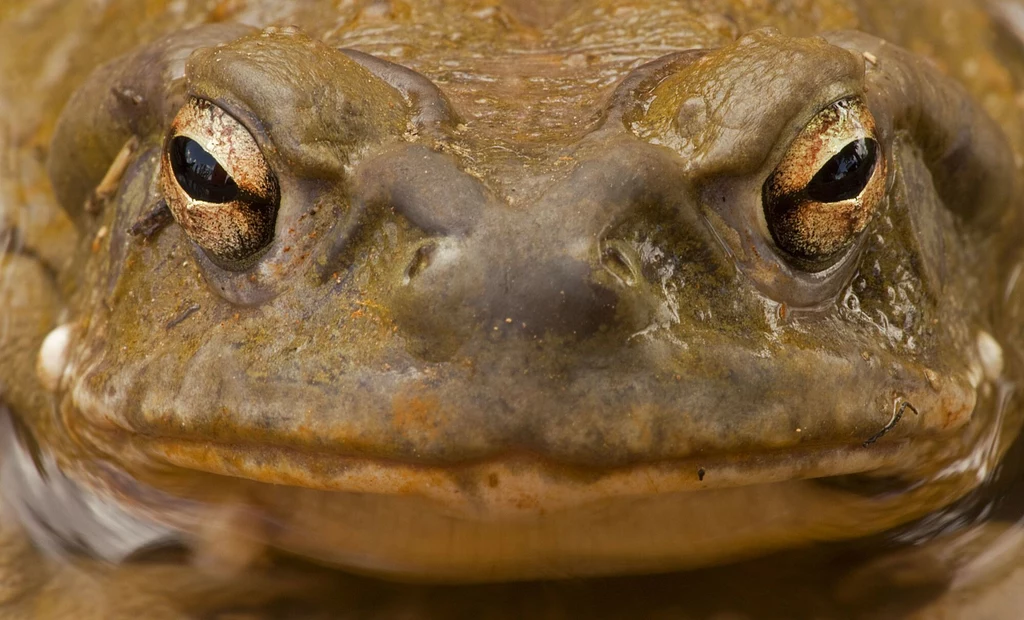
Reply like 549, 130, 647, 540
66, 331, 975, 486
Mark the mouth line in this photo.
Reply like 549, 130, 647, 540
71, 364, 976, 469
117, 433, 921, 517
13, 406, 991, 581
63, 334, 979, 515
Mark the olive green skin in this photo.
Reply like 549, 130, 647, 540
2, 0, 1024, 596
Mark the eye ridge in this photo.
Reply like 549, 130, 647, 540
805, 138, 878, 203
170, 136, 240, 204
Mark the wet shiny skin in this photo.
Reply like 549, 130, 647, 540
1, 0, 1024, 616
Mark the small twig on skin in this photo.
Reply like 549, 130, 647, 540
129, 199, 174, 239
84, 136, 139, 214
863, 401, 919, 446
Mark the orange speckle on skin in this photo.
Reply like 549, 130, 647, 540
209, 0, 246, 22
513, 494, 540, 510
391, 390, 443, 442
294, 423, 314, 440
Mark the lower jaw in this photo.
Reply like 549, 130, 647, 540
238, 476, 976, 582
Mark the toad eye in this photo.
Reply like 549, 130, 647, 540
762, 97, 886, 268
169, 136, 239, 203
160, 97, 279, 269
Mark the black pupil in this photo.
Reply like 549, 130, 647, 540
806, 138, 878, 203
170, 136, 239, 203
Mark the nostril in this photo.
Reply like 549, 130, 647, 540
600, 240, 640, 287
403, 241, 436, 285
390, 238, 476, 362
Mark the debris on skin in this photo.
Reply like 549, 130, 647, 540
36, 323, 72, 393
166, 304, 201, 329
129, 199, 175, 239
863, 401, 918, 446
91, 225, 109, 253
84, 136, 138, 214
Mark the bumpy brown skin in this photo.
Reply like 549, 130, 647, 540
1, 0, 1024, 615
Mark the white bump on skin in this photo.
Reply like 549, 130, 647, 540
967, 363, 984, 390
36, 323, 71, 393
977, 330, 1004, 382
